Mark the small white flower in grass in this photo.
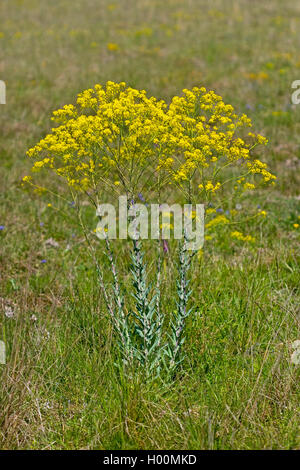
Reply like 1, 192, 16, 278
45, 237, 59, 248
4, 305, 14, 318
44, 401, 53, 410
291, 340, 300, 365
1, 298, 16, 318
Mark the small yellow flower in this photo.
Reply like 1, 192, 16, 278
199, 181, 221, 193
22, 175, 32, 183
293, 223, 299, 229
231, 231, 255, 243
206, 208, 216, 215
256, 134, 268, 145
107, 3, 117, 11
258, 210, 267, 217
107, 42, 119, 52
160, 223, 174, 230
243, 182, 255, 190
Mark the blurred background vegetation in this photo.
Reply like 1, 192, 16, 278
0, 0, 299, 450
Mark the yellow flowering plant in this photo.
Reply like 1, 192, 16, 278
23, 82, 276, 378
24, 82, 275, 209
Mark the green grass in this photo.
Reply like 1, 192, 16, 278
0, 0, 299, 449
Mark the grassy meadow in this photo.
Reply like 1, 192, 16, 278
0, 0, 299, 449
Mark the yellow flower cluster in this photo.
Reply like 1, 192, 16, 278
246, 159, 276, 183
231, 231, 255, 243
198, 181, 221, 193
205, 214, 229, 229
26, 82, 173, 193
155, 86, 275, 200
24, 82, 275, 201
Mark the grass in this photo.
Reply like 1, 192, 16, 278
0, 0, 299, 449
